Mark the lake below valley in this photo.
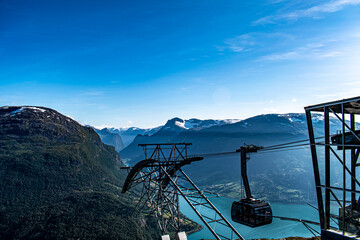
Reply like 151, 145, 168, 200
180, 196, 320, 239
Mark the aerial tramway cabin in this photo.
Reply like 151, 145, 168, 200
231, 198, 273, 227
331, 129, 360, 150
231, 145, 273, 227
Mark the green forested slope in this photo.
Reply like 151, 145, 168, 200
0, 106, 159, 239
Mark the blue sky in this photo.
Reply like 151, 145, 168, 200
1, 0, 360, 128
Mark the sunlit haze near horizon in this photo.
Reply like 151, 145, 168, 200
1, 0, 360, 128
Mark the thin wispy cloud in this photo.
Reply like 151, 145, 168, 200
254, 0, 360, 25
270, 0, 288, 3
218, 34, 255, 53
260, 42, 342, 61
220, 32, 294, 53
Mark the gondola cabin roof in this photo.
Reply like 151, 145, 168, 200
305, 96, 360, 114
236, 198, 271, 207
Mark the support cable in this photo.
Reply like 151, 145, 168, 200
193, 136, 329, 158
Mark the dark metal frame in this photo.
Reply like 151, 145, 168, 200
305, 96, 360, 240
122, 143, 244, 240
237, 145, 263, 199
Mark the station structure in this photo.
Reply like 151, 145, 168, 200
305, 96, 360, 240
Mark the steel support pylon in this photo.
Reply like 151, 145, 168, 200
122, 143, 244, 240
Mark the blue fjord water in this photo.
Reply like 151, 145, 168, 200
180, 196, 320, 239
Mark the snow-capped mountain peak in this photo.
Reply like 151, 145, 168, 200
158, 117, 241, 133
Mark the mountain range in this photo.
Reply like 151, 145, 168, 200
119, 113, 346, 203
93, 118, 240, 151
107, 126, 162, 147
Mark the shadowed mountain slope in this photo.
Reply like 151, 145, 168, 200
0, 106, 160, 239
94, 128, 125, 152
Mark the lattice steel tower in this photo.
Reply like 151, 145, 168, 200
122, 143, 244, 240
